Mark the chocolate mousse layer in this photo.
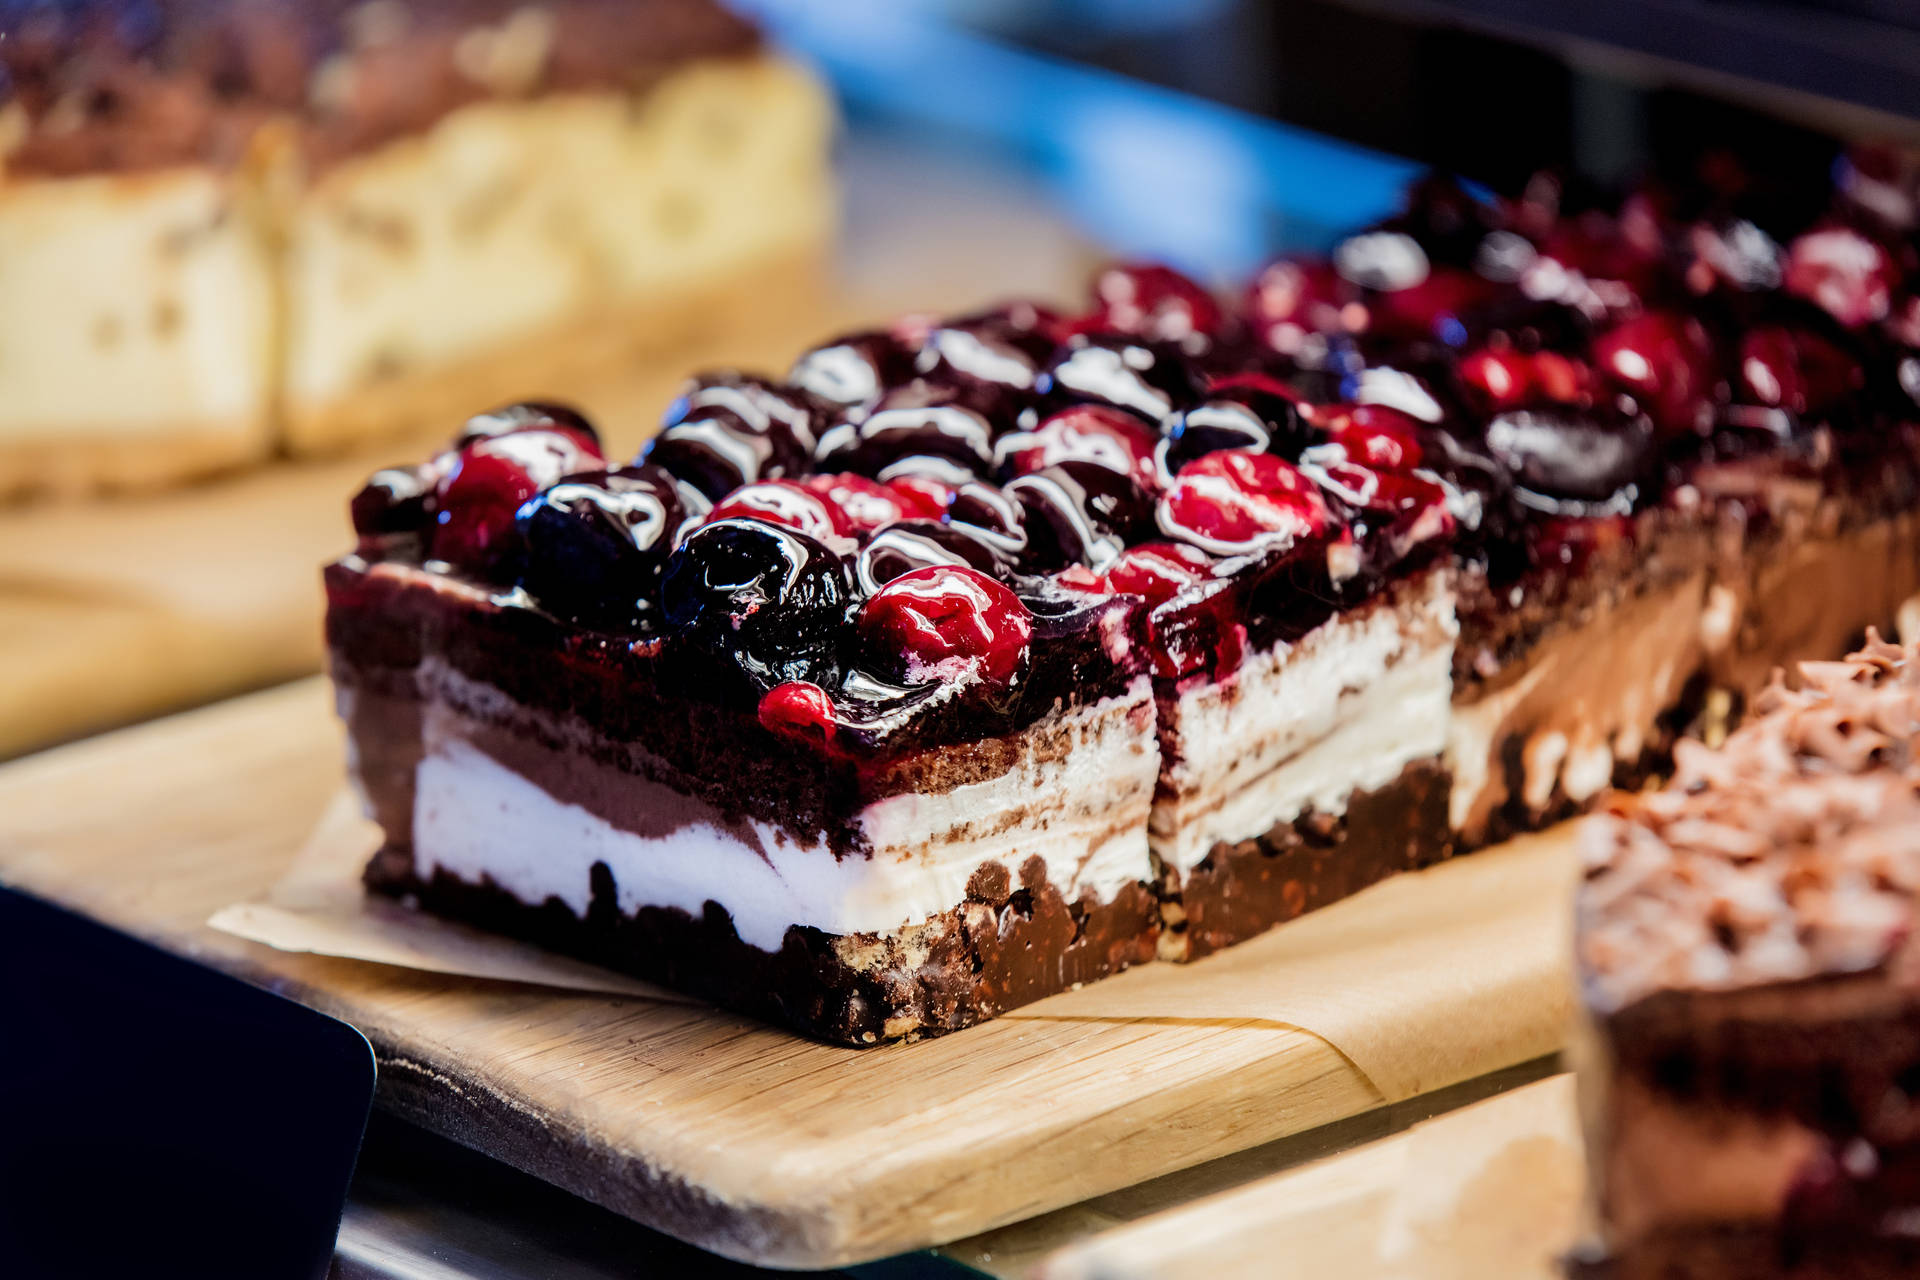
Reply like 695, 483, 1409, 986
1576, 638, 1920, 1276
0, 0, 761, 177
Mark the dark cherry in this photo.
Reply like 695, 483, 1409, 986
854, 520, 1009, 595
812, 382, 996, 477
803, 472, 938, 532
1368, 265, 1501, 346
351, 464, 439, 539
946, 480, 1029, 559
756, 680, 840, 751
856, 565, 1033, 690
881, 469, 962, 519
1537, 214, 1663, 296
979, 298, 1074, 344
1006, 460, 1154, 572
1105, 541, 1213, 606
515, 464, 695, 626
1785, 226, 1894, 329
1158, 398, 1271, 477
1385, 173, 1504, 266
643, 372, 820, 499
1038, 333, 1205, 425
432, 428, 605, 572
1082, 263, 1225, 349
787, 331, 913, 417
1316, 404, 1426, 470
996, 405, 1159, 489
1529, 351, 1595, 406
1243, 258, 1360, 355
1483, 409, 1656, 513
1591, 311, 1720, 437
1736, 326, 1864, 420
703, 479, 849, 541
1455, 345, 1534, 415
1304, 461, 1455, 564
454, 400, 600, 450
659, 518, 850, 690
1203, 371, 1311, 449
1157, 450, 1331, 555
914, 313, 1054, 405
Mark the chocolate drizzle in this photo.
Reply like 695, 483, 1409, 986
1580, 633, 1920, 1014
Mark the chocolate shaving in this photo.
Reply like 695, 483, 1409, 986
1580, 631, 1920, 1013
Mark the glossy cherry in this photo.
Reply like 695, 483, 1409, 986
996, 405, 1160, 489
704, 479, 849, 541
454, 401, 600, 450
812, 384, 996, 477
1105, 541, 1213, 606
659, 518, 850, 689
351, 464, 440, 540
857, 565, 1033, 690
946, 480, 1029, 559
854, 520, 1011, 595
1039, 333, 1204, 425
644, 372, 820, 498
1158, 397, 1271, 477
1456, 345, 1534, 414
787, 331, 912, 417
516, 464, 697, 625
431, 428, 605, 572
1157, 451, 1331, 555
1591, 311, 1720, 437
1483, 409, 1656, 512
1317, 403, 1426, 471
756, 680, 839, 750
1082, 263, 1225, 349
1006, 460, 1155, 572
804, 472, 935, 532
1243, 258, 1359, 355
1785, 226, 1895, 329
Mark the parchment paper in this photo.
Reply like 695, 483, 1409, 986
210, 793, 1579, 1100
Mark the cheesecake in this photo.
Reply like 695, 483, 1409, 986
1574, 636, 1920, 1278
327, 156, 1920, 1042
0, 0, 832, 498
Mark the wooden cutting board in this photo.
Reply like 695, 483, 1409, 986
0, 679, 1576, 1268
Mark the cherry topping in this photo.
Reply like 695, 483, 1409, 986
659, 518, 850, 690
516, 464, 697, 626
1368, 265, 1500, 346
788, 332, 912, 417
1784, 226, 1894, 329
1591, 311, 1720, 437
1318, 403, 1426, 470
803, 473, 929, 532
454, 401, 600, 450
1456, 345, 1534, 415
351, 464, 439, 540
705, 480, 849, 541
1483, 409, 1656, 513
1243, 258, 1360, 354
644, 372, 820, 499
432, 428, 605, 573
1083, 263, 1225, 349
996, 405, 1160, 489
854, 520, 1010, 594
1039, 333, 1205, 425
1305, 462, 1455, 565
857, 565, 1032, 690
1157, 451, 1331, 555
1005, 460, 1155, 571
881, 470, 961, 519
946, 480, 1029, 558
1105, 541, 1213, 605
813, 384, 996, 477
757, 680, 839, 750
1159, 397, 1272, 477
914, 313, 1053, 405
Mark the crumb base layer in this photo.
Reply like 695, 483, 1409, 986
365, 852, 1159, 1046
1157, 758, 1452, 961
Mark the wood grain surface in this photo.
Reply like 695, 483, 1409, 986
0, 680, 1568, 1268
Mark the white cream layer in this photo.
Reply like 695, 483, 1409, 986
410, 682, 1157, 952
1150, 574, 1458, 874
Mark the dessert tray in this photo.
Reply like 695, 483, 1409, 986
0, 678, 1571, 1268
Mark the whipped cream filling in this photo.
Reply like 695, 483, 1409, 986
1151, 573, 1458, 874
409, 680, 1157, 951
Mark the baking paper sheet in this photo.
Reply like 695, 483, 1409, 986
209, 792, 1579, 1100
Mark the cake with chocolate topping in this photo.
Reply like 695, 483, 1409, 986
1574, 636, 1920, 1278
0, 0, 831, 496
328, 155, 1920, 1043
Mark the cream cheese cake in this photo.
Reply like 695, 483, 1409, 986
0, 0, 832, 498
326, 155, 1920, 1042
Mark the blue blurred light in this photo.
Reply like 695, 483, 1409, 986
741, 0, 1420, 276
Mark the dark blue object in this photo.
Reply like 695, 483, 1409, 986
0, 888, 376, 1280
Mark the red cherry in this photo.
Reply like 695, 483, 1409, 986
1457, 346, 1535, 414
433, 428, 604, 570
1243, 258, 1359, 352
802, 473, 915, 533
1313, 463, 1455, 557
857, 565, 1033, 689
997, 405, 1160, 490
1369, 266, 1498, 342
757, 681, 839, 750
1739, 328, 1805, 411
1051, 564, 1112, 595
1106, 541, 1213, 605
1319, 404, 1425, 470
881, 473, 959, 520
1785, 227, 1894, 329
705, 480, 849, 540
1085, 262, 1224, 345
1592, 311, 1720, 437
1529, 351, 1594, 406
1158, 451, 1331, 555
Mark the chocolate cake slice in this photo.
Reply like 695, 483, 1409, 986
328, 152, 1920, 1042
0, 0, 830, 496
1574, 637, 1920, 1279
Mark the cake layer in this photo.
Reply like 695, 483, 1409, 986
390, 678, 1158, 951
0, 167, 274, 498
281, 56, 834, 455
